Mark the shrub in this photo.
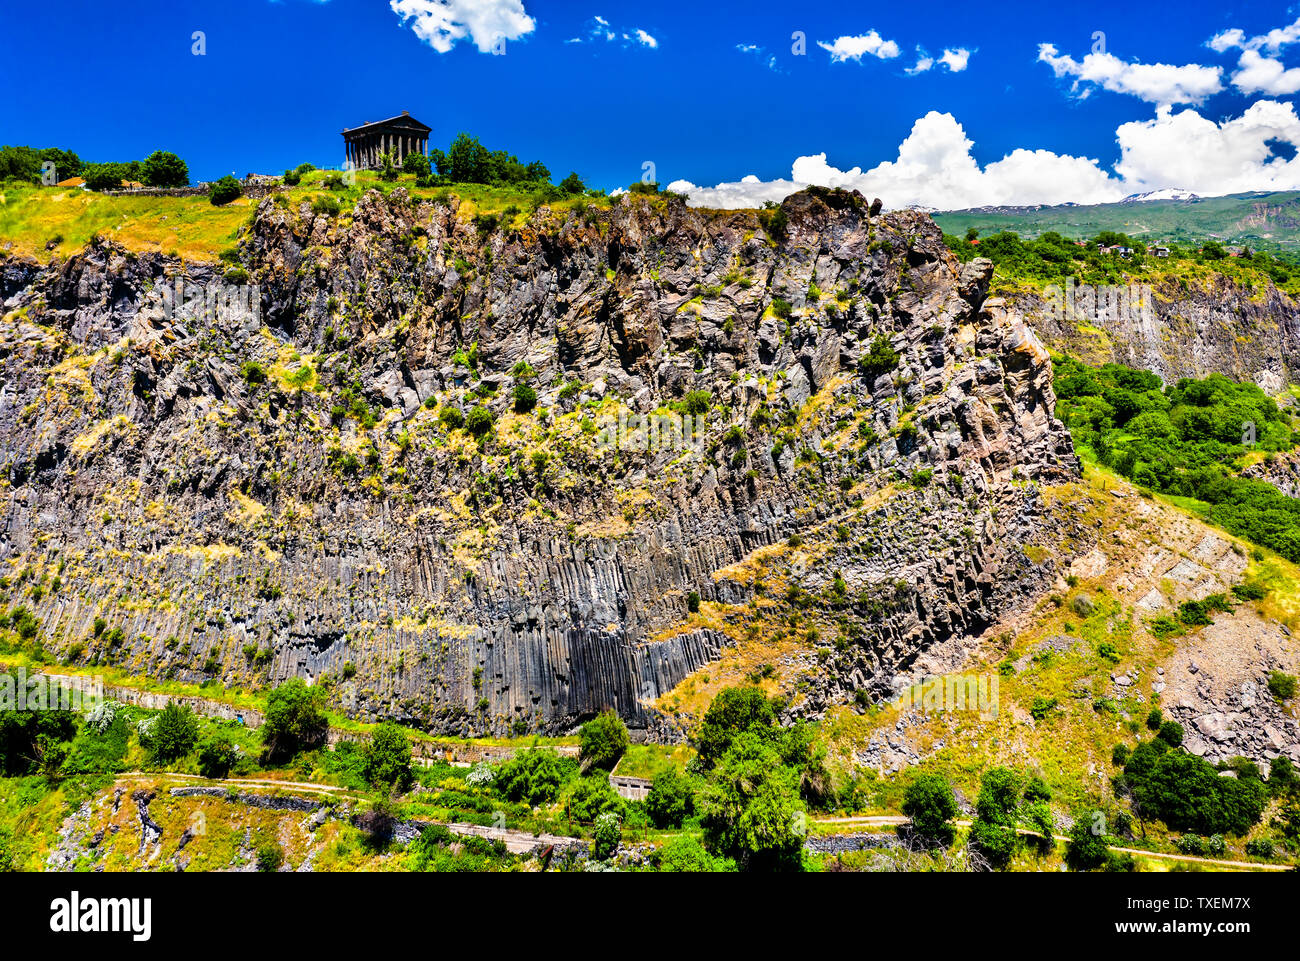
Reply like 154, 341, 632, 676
902, 772, 958, 843
363, 722, 413, 790
592, 811, 622, 860
256, 842, 284, 872
1065, 811, 1111, 871
283, 168, 301, 186
567, 773, 624, 822
1268, 670, 1297, 701
512, 383, 537, 413
1146, 707, 1163, 730
686, 590, 701, 613
262, 678, 328, 761
197, 735, 237, 778
655, 834, 734, 872
646, 768, 696, 828
439, 405, 464, 429
149, 702, 199, 763
465, 406, 494, 437
1157, 721, 1184, 747
311, 194, 340, 217
240, 361, 267, 387
681, 391, 712, 415
578, 709, 629, 770
859, 335, 901, 377
495, 748, 572, 806
209, 175, 242, 206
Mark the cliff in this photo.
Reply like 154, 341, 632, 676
0, 186, 1077, 735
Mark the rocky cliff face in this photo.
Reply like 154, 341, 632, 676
1010, 276, 1300, 390
0, 187, 1077, 736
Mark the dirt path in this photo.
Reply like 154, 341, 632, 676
816, 816, 1292, 872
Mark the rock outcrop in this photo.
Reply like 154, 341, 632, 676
0, 186, 1078, 735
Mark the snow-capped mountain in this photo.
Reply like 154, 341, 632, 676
1121, 188, 1200, 203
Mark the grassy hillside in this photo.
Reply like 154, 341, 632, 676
933, 190, 1300, 255
0, 169, 615, 262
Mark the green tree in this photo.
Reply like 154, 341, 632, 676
655, 834, 735, 872
694, 686, 775, 769
559, 172, 584, 194
363, 722, 413, 790
262, 678, 328, 761
447, 133, 492, 183
578, 709, 629, 770
402, 151, 431, 179
969, 767, 1023, 870
567, 772, 624, 822
495, 748, 572, 805
1065, 810, 1111, 871
646, 767, 696, 828
150, 702, 199, 763
197, 734, 237, 778
209, 174, 242, 206
698, 731, 805, 871
141, 150, 189, 187
902, 772, 958, 843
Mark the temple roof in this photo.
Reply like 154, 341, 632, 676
341, 111, 432, 136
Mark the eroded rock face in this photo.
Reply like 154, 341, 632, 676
0, 187, 1078, 735
1011, 277, 1300, 389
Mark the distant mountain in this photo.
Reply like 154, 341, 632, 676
932, 189, 1300, 252
1121, 188, 1200, 203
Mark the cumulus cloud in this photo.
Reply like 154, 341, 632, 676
818, 32, 901, 63
1210, 17, 1300, 95
388, 0, 535, 53
667, 102, 1300, 210
1230, 48, 1300, 95
1114, 100, 1300, 195
1210, 17, 1300, 53
939, 47, 971, 72
1037, 43, 1222, 106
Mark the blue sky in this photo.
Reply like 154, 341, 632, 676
4, 1, 1300, 208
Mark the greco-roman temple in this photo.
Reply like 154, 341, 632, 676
341, 111, 432, 170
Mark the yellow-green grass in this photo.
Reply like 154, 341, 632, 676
0, 182, 250, 261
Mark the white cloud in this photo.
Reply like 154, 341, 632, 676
939, 47, 971, 72
905, 48, 935, 75
906, 45, 971, 75
573, 15, 657, 49
1211, 16, 1300, 53
1211, 17, 1300, 95
1037, 43, 1222, 106
668, 102, 1300, 210
818, 32, 901, 63
388, 0, 535, 53
1230, 48, 1300, 95
1113, 100, 1300, 195
1208, 28, 1248, 53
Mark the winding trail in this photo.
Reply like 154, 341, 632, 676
816, 815, 1293, 872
